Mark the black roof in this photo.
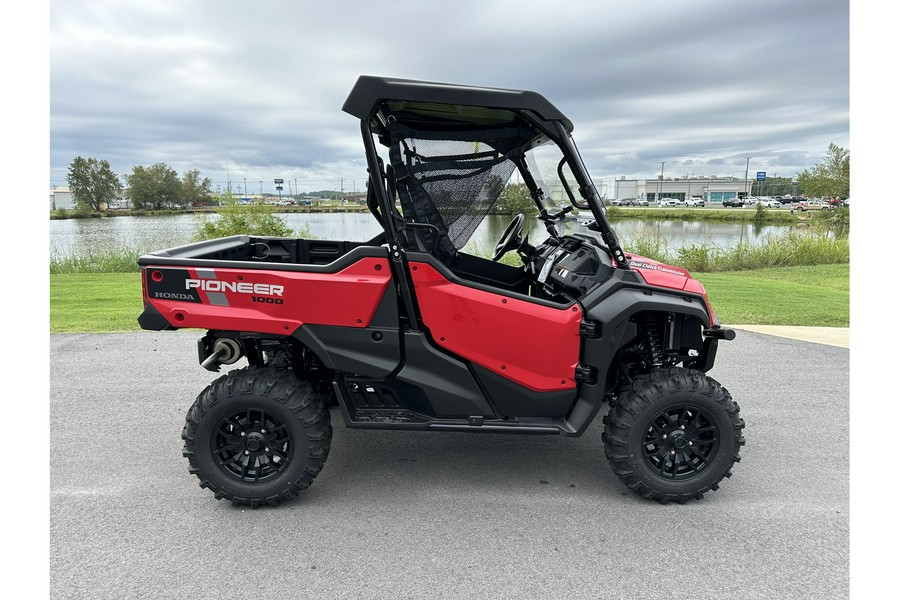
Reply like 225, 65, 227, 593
342, 75, 573, 132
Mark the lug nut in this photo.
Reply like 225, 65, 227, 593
662, 434, 667, 439
241, 432, 246, 436
688, 442, 693, 446
244, 450, 249, 455
680, 425, 685, 430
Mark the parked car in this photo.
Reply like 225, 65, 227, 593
659, 197, 682, 207
796, 200, 831, 211
639, 198, 653, 206
758, 199, 782, 208
722, 198, 743, 208
685, 197, 705, 207
618, 198, 639, 206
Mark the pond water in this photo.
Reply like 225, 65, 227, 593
49, 212, 800, 261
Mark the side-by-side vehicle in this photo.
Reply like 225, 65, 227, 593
138, 76, 745, 507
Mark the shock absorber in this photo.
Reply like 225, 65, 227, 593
639, 312, 664, 367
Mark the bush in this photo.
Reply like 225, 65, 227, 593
194, 202, 294, 240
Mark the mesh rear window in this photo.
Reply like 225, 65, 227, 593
389, 123, 533, 252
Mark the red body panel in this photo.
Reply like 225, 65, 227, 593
409, 262, 582, 392
143, 257, 391, 335
625, 254, 716, 323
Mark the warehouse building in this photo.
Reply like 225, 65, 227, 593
49, 186, 75, 210
608, 176, 752, 204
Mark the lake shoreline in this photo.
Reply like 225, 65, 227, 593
49, 204, 832, 225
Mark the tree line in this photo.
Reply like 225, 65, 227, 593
65, 157, 212, 211
64, 144, 850, 213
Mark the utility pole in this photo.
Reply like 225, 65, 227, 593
744, 157, 751, 199
243, 178, 247, 200
657, 162, 665, 202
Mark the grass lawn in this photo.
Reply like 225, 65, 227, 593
50, 273, 143, 333
698, 263, 849, 327
48, 264, 849, 333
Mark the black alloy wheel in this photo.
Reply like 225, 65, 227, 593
640, 405, 720, 481
212, 408, 294, 484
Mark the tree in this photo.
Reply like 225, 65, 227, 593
797, 144, 850, 200
180, 169, 213, 207
127, 163, 181, 210
492, 183, 537, 215
66, 156, 121, 212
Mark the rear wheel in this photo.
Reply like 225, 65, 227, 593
182, 367, 332, 507
603, 367, 745, 503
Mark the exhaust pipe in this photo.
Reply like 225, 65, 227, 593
200, 338, 243, 371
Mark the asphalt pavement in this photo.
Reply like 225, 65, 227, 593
49, 329, 849, 600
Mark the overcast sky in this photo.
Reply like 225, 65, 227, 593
48, 0, 849, 194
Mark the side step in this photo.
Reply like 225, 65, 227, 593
333, 379, 573, 435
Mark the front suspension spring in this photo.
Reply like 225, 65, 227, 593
639, 312, 665, 366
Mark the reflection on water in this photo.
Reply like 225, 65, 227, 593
49, 211, 806, 261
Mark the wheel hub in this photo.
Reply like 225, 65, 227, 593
245, 432, 265, 452
669, 430, 688, 449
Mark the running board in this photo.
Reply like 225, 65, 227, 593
333, 380, 575, 435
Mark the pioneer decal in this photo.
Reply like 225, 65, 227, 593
185, 279, 284, 297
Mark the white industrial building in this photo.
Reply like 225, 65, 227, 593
606, 176, 754, 204
49, 186, 131, 210
49, 186, 75, 210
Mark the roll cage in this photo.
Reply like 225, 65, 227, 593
342, 75, 630, 273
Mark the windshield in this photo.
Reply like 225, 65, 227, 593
523, 141, 603, 214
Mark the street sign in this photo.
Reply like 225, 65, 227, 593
274, 178, 284, 184
756, 171, 766, 181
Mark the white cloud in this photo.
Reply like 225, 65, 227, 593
49, 0, 849, 192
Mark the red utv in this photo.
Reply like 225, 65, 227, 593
138, 76, 744, 506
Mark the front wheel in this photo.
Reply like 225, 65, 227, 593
182, 367, 332, 507
603, 368, 745, 503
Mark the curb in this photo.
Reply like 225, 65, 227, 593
729, 325, 849, 349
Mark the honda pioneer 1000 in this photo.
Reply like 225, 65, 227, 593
138, 76, 744, 506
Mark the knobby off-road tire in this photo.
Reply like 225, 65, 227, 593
182, 366, 332, 508
602, 367, 745, 504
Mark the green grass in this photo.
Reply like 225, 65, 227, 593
697, 263, 849, 327
50, 273, 144, 332
49, 264, 849, 333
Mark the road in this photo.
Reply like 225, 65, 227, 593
49, 330, 848, 599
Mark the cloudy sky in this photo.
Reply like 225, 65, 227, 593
48, 0, 849, 194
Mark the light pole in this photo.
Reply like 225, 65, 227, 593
744, 157, 751, 199
657, 162, 665, 203
243, 178, 247, 201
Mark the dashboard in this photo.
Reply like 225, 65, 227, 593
527, 235, 615, 300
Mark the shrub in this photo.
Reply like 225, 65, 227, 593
194, 202, 294, 240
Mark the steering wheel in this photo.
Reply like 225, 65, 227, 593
492, 213, 525, 261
